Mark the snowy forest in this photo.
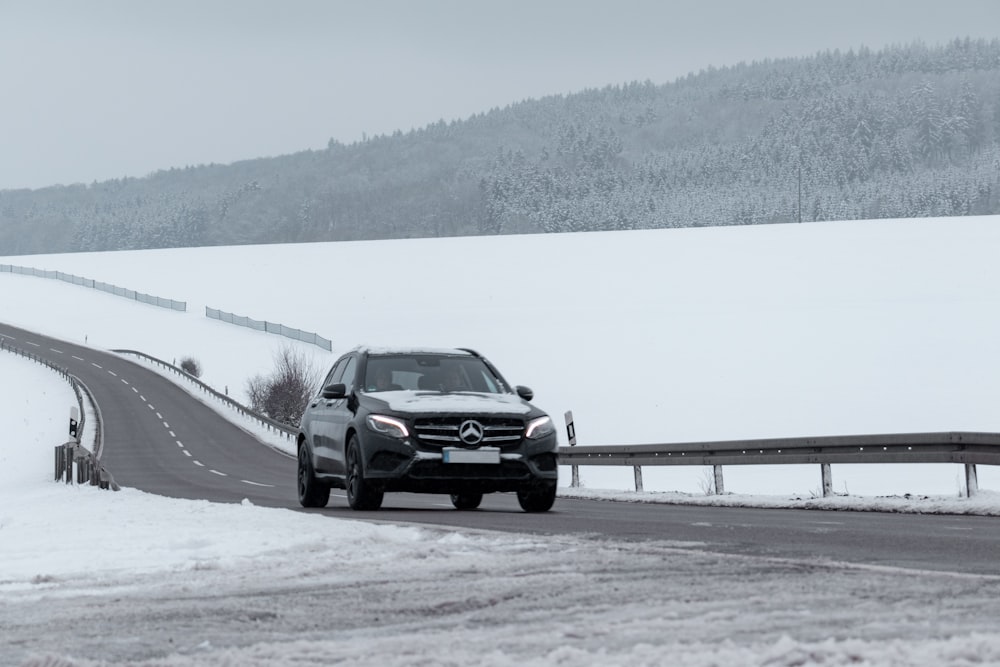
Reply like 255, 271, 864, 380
1, 38, 999, 256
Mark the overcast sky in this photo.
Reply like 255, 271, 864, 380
1, 0, 997, 191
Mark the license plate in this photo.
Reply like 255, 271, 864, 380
442, 447, 500, 464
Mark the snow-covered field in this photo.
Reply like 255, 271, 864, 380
3, 215, 999, 498
3, 216, 1000, 665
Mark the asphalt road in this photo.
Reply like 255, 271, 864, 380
4, 321, 998, 576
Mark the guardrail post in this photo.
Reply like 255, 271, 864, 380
713, 465, 725, 494
54, 445, 64, 481
565, 411, 579, 488
965, 464, 979, 497
64, 444, 73, 484
821, 463, 833, 497
634, 466, 643, 492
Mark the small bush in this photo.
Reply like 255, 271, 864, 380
246, 346, 322, 428
180, 356, 202, 378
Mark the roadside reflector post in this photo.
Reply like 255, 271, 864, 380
713, 465, 725, 495
634, 465, 644, 493
69, 406, 79, 441
821, 463, 833, 497
564, 411, 579, 488
966, 464, 979, 498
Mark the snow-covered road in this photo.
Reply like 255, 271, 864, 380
8, 520, 1000, 666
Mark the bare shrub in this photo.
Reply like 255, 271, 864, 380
698, 467, 715, 496
179, 356, 202, 378
245, 346, 322, 428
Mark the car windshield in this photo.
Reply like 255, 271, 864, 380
363, 354, 506, 394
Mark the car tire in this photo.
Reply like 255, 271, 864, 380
516, 481, 556, 512
347, 437, 384, 510
450, 492, 483, 510
297, 443, 330, 508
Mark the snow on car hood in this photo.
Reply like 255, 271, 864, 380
367, 390, 533, 415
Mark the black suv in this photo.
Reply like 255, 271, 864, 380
296, 347, 559, 512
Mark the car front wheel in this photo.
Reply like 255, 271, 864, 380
516, 481, 556, 512
346, 437, 384, 510
297, 443, 330, 508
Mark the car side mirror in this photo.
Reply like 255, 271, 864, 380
515, 385, 534, 401
321, 383, 347, 399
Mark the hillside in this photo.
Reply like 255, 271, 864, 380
1, 38, 999, 255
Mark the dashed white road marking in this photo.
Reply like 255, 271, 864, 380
169, 431, 176, 438
148, 404, 155, 411
176, 441, 184, 448
26, 341, 39, 347
156, 412, 162, 419
209, 469, 227, 477
241, 480, 275, 488
72, 355, 84, 361
121, 378, 129, 385
132, 387, 139, 393
182, 450, 192, 458
50, 348, 63, 354
163, 422, 170, 429
139, 395, 146, 401
108, 370, 117, 377
91, 362, 102, 369
193, 460, 203, 466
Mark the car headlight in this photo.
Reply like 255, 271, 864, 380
366, 414, 410, 438
525, 415, 555, 439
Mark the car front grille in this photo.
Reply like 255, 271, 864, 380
413, 416, 525, 449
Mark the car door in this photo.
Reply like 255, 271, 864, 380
325, 355, 358, 477
309, 357, 347, 473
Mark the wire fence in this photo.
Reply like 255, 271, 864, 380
0, 263, 187, 312
1, 263, 329, 350
205, 307, 332, 351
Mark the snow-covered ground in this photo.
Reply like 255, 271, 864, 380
3, 216, 1000, 665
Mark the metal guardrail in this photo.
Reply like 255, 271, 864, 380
0, 263, 186, 311
0, 335, 117, 490
205, 307, 332, 351
113, 349, 297, 441
558, 431, 997, 498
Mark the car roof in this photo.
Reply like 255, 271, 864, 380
353, 346, 477, 358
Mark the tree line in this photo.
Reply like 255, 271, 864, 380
1, 37, 999, 256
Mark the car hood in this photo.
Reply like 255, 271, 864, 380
362, 390, 534, 416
